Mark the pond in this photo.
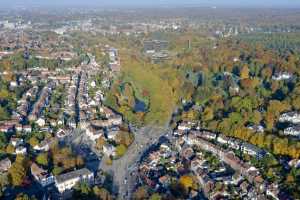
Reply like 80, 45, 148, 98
134, 98, 148, 112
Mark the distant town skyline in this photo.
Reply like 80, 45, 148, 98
1, 0, 300, 8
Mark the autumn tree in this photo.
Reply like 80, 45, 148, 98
202, 107, 214, 122
240, 65, 249, 79
93, 186, 113, 200
179, 175, 194, 193
8, 156, 27, 186
95, 137, 106, 150
29, 137, 39, 147
36, 153, 48, 167
116, 144, 127, 158
149, 193, 162, 200
133, 186, 149, 200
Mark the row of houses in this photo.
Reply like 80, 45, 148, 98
88, 106, 124, 157
176, 122, 266, 158
279, 111, 300, 138
184, 133, 280, 199
279, 111, 300, 124
0, 119, 32, 133
64, 73, 79, 121
28, 82, 55, 122
16, 86, 39, 118
272, 72, 293, 81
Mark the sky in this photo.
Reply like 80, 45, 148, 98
1, 0, 300, 8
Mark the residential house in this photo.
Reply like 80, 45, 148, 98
288, 159, 300, 168
86, 126, 104, 141
272, 72, 293, 81
266, 184, 280, 200
283, 126, 300, 137
23, 125, 32, 133
10, 137, 24, 147
279, 111, 300, 124
0, 158, 11, 172
0, 124, 14, 133
158, 175, 171, 188
247, 125, 264, 133
241, 143, 265, 158
103, 144, 116, 157
227, 138, 241, 150
107, 130, 119, 140
34, 138, 53, 151
55, 168, 94, 193
91, 116, 122, 128
173, 129, 185, 136
217, 135, 229, 145
36, 118, 46, 127
15, 146, 27, 154
56, 129, 69, 139
15, 124, 23, 132
31, 163, 54, 187
200, 130, 217, 140
177, 121, 193, 131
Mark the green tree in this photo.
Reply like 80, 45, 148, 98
6, 145, 15, 154
15, 193, 30, 200
75, 182, 91, 196
149, 193, 162, 200
116, 144, 127, 158
52, 167, 64, 176
29, 137, 39, 147
36, 153, 48, 167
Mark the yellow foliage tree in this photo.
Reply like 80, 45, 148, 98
240, 65, 249, 79
179, 175, 193, 191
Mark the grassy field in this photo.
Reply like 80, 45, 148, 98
107, 50, 183, 126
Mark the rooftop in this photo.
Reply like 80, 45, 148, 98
55, 168, 92, 184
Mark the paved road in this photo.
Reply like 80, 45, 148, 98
63, 125, 172, 199
100, 126, 171, 199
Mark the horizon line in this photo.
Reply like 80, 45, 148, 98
1, 2, 300, 10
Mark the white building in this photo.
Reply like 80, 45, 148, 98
86, 126, 104, 141
33, 138, 53, 152
279, 112, 300, 124
15, 146, 27, 154
217, 135, 229, 145
0, 158, 11, 172
177, 121, 193, 131
266, 184, 280, 200
55, 168, 94, 193
23, 125, 32, 133
31, 163, 54, 187
247, 125, 264, 133
56, 129, 69, 139
284, 126, 300, 137
36, 118, 46, 127
103, 144, 116, 157
272, 72, 293, 81
10, 137, 24, 147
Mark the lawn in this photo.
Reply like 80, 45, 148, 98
106, 50, 183, 126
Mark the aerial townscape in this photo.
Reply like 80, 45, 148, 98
1, 0, 300, 200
